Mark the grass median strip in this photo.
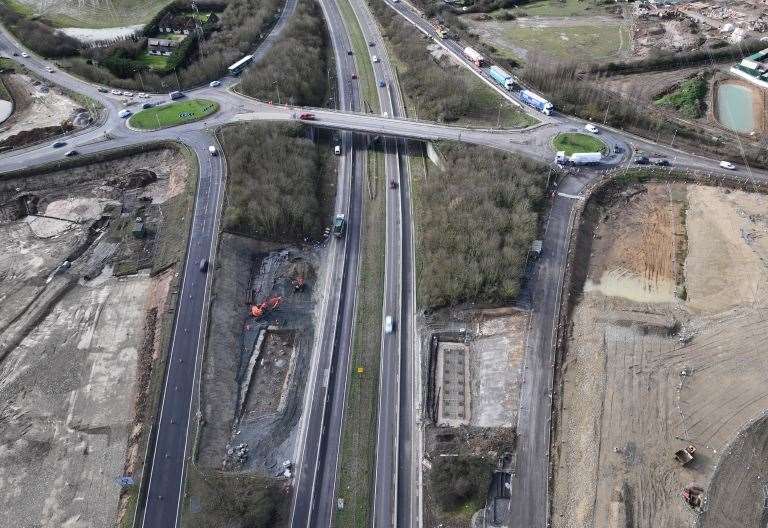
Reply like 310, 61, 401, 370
129, 99, 219, 130
335, 0, 380, 113
334, 147, 385, 528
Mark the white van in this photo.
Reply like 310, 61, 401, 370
334, 145, 341, 155
384, 315, 395, 334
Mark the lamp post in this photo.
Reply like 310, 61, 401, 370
272, 80, 281, 105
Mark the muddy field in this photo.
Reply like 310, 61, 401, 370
552, 182, 768, 528
0, 148, 192, 527
0, 71, 90, 148
196, 233, 322, 477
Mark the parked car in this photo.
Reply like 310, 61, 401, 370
64, 150, 78, 157
584, 123, 599, 134
209, 80, 221, 87
719, 160, 736, 170
52, 141, 67, 148
123, 91, 134, 97
633, 156, 649, 165
118, 109, 132, 118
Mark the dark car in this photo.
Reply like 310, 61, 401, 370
199, 259, 208, 273
299, 112, 316, 120
98, 87, 108, 93
64, 150, 79, 157
379, 80, 386, 87
347, 49, 353, 55
351, 73, 358, 79
613, 144, 622, 154
142, 102, 154, 109
633, 156, 650, 165
52, 141, 67, 148
652, 158, 670, 166
369, 41, 375, 46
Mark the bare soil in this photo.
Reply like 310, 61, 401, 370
552, 182, 768, 528
0, 148, 192, 527
0, 72, 88, 146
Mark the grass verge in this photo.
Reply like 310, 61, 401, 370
334, 146, 385, 528
129, 99, 218, 130
335, 0, 380, 113
501, 24, 629, 62
552, 132, 605, 155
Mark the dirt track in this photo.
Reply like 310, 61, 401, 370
552, 182, 768, 528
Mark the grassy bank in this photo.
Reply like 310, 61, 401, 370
334, 146, 385, 528
129, 99, 218, 130
239, 0, 335, 107
655, 76, 708, 119
552, 132, 604, 155
414, 142, 547, 307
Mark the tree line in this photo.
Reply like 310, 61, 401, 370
416, 142, 546, 307
239, 0, 332, 107
219, 122, 331, 242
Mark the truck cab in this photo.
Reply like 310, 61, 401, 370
332, 214, 346, 238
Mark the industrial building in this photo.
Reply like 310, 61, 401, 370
731, 48, 768, 89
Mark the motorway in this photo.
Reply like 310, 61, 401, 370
2, 4, 768, 528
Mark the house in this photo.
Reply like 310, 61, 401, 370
157, 12, 198, 35
148, 38, 178, 56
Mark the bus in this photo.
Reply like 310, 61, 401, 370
228, 55, 253, 76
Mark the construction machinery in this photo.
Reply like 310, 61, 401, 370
674, 444, 696, 466
250, 295, 282, 319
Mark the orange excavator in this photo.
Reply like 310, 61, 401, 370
250, 295, 282, 319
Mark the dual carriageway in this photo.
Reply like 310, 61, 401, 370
1, 1, 766, 527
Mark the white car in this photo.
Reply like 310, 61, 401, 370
118, 109, 132, 118
111, 89, 122, 95
123, 91, 134, 97
372, 55, 380, 63
46, 66, 55, 73
382, 111, 389, 117
719, 160, 736, 170
21, 52, 28, 58
209, 80, 221, 87
384, 315, 395, 334
584, 123, 599, 134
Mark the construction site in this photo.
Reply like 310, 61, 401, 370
193, 233, 323, 477
0, 146, 194, 527
419, 307, 527, 527
0, 65, 92, 151
551, 180, 768, 528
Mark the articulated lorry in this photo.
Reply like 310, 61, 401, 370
487, 65, 516, 90
519, 89, 553, 115
463, 46, 485, 67
555, 151, 602, 165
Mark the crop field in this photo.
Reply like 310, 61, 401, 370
129, 99, 219, 130
552, 132, 604, 155
4, 0, 173, 28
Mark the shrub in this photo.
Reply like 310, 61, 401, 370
431, 456, 493, 512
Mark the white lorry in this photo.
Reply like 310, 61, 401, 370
208, 145, 218, 156
555, 151, 602, 166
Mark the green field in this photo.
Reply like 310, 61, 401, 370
129, 99, 219, 130
503, 24, 629, 62
135, 53, 170, 70
553, 132, 605, 155
509, 0, 615, 17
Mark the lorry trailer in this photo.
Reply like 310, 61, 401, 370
519, 89, 553, 115
487, 65, 516, 90
463, 46, 485, 67
555, 151, 602, 165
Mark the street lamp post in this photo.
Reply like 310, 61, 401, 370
273, 80, 281, 105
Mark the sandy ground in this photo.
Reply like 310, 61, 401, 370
60, 24, 144, 42
0, 73, 82, 142
552, 183, 768, 528
0, 148, 191, 527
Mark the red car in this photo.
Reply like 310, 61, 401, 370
299, 113, 316, 120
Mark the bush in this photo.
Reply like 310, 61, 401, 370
416, 142, 546, 307
219, 123, 331, 241
431, 456, 493, 512
655, 77, 707, 119
239, 0, 331, 106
